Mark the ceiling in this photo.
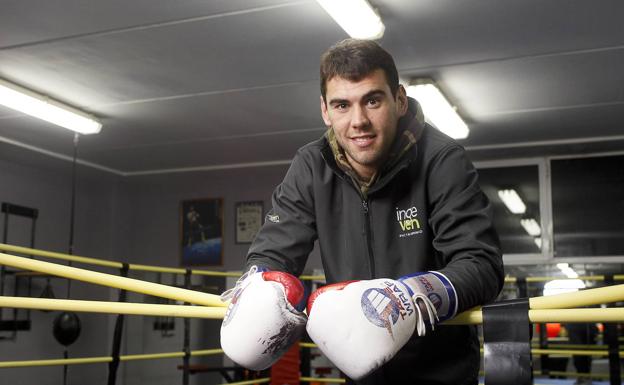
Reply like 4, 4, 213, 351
1, 0, 623, 176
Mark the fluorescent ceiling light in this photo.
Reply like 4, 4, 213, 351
556, 263, 579, 279
406, 80, 469, 139
543, 279, 585, 296
316, 0, 385, 40
0, 79, 101, 135
520, 218, 541, 236
497, 189, 526, 214
534, 237, 542, 249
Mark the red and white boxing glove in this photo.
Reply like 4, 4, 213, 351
306, 279, 420, 380
306, 272, 456, 380
220, 266, 307, 370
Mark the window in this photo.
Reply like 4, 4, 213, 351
477, 164, 543, 255
551, 155, 624, 257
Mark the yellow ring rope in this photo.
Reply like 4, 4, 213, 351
448, 283, 624, 324
0, 243, 318, 280
3, 244, 622, 380
4, 242, 624, 283
531, 348, 623, 357
530, 284, 624, 309
478, 371, 610, 381
536, 371, 608, 380
3, 250, 624, 320
478, 347, 623, 358
302, 342, 624, 356
504, 275, 624, 283
219, 379, 270, 385
0, 252, 227, 307
538, 343, 607, 350
448, 308, 624, 325
0, 296, 226, 318
0, 243, 118, 268
3, 295, 622, 324
300, 377, 346, 383
0, 243, 241, 277
0, 242, 326, 281
4, 343, 618, 369
3, 245, 624, 327
0, 349, 223, 368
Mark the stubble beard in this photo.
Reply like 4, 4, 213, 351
344, 146, 384, 169
337, 134, 392, 176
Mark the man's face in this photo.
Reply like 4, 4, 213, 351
321, 69, 408, 180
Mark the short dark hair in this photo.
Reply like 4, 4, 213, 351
320, 38, 399, 101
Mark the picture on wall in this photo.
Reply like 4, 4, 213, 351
235, 201, 264, 244
180, 198, 223, 266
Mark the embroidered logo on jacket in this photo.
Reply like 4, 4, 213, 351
395, 205, 423, 238
266, 213, 280, 223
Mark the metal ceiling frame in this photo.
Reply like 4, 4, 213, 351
3, 131, 624, 177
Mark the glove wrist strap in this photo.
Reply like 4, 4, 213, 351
399, 271, 457, 322
220, 265, 268, 302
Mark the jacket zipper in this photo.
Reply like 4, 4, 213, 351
362, 199, 376, 278
360, 161, 411, 279
338, 164, 379, 280
322, 140, 411, 280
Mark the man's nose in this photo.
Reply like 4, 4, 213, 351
351, 105, 370, 129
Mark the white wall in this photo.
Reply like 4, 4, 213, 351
0, 153, 323, 385
112, 165, 323, 385
114, 165, 322, 273
0, 156, 119, 385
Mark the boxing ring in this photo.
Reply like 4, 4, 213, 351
0, 242, 623, 385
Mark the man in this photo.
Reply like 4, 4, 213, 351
185, 205, 204, 245
221, 39, 504, 385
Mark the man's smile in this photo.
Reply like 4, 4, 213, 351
350, 134, 376, 148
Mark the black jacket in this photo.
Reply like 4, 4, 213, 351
247, 117, 504, 384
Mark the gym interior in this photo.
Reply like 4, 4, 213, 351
1, 1, 623, 385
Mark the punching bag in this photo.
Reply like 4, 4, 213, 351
53, 312, 81, 346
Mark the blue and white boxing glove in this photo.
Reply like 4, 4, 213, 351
220, 266, 307, 370
305, 272, 457, 380
398, 271, 458, 335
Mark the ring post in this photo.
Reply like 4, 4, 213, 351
107, 263, 129, 385
604, 274, 621, 385
182, 269, 192, 385
482, 298, 532, 385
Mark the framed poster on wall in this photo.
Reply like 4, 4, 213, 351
235, 201, 264, 244
180, 198, 223, 266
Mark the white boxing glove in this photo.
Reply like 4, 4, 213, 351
306, 279, 428, 380
220, 266, 307, 370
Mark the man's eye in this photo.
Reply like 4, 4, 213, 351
335, 103, 348, 110
367, 98, 380, 107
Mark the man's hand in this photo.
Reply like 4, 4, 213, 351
220, 266, 307, 370
305, 272, 456, 380
305, 279, 419, 380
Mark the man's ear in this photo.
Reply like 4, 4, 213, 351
396, 85, 408, 116
320, 95, 332, 127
